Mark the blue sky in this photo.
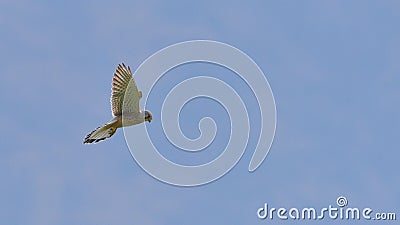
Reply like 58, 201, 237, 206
1, 1, 399, 224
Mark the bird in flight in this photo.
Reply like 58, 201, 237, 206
84, 63, 152, 144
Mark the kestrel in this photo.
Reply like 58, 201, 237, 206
83, 63, 152, 144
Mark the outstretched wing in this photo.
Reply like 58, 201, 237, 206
110, 63, 141, 116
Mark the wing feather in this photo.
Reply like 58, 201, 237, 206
110, 63, 141, 116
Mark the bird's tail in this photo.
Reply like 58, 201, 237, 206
83, 122, 117, 144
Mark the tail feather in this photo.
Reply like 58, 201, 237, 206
84, 123, 117, 144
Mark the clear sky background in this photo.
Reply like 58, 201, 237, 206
1, 1, 399, 224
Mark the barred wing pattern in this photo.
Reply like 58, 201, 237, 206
110, 63, 141, 116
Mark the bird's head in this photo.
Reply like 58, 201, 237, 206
144, 110, 152, 123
